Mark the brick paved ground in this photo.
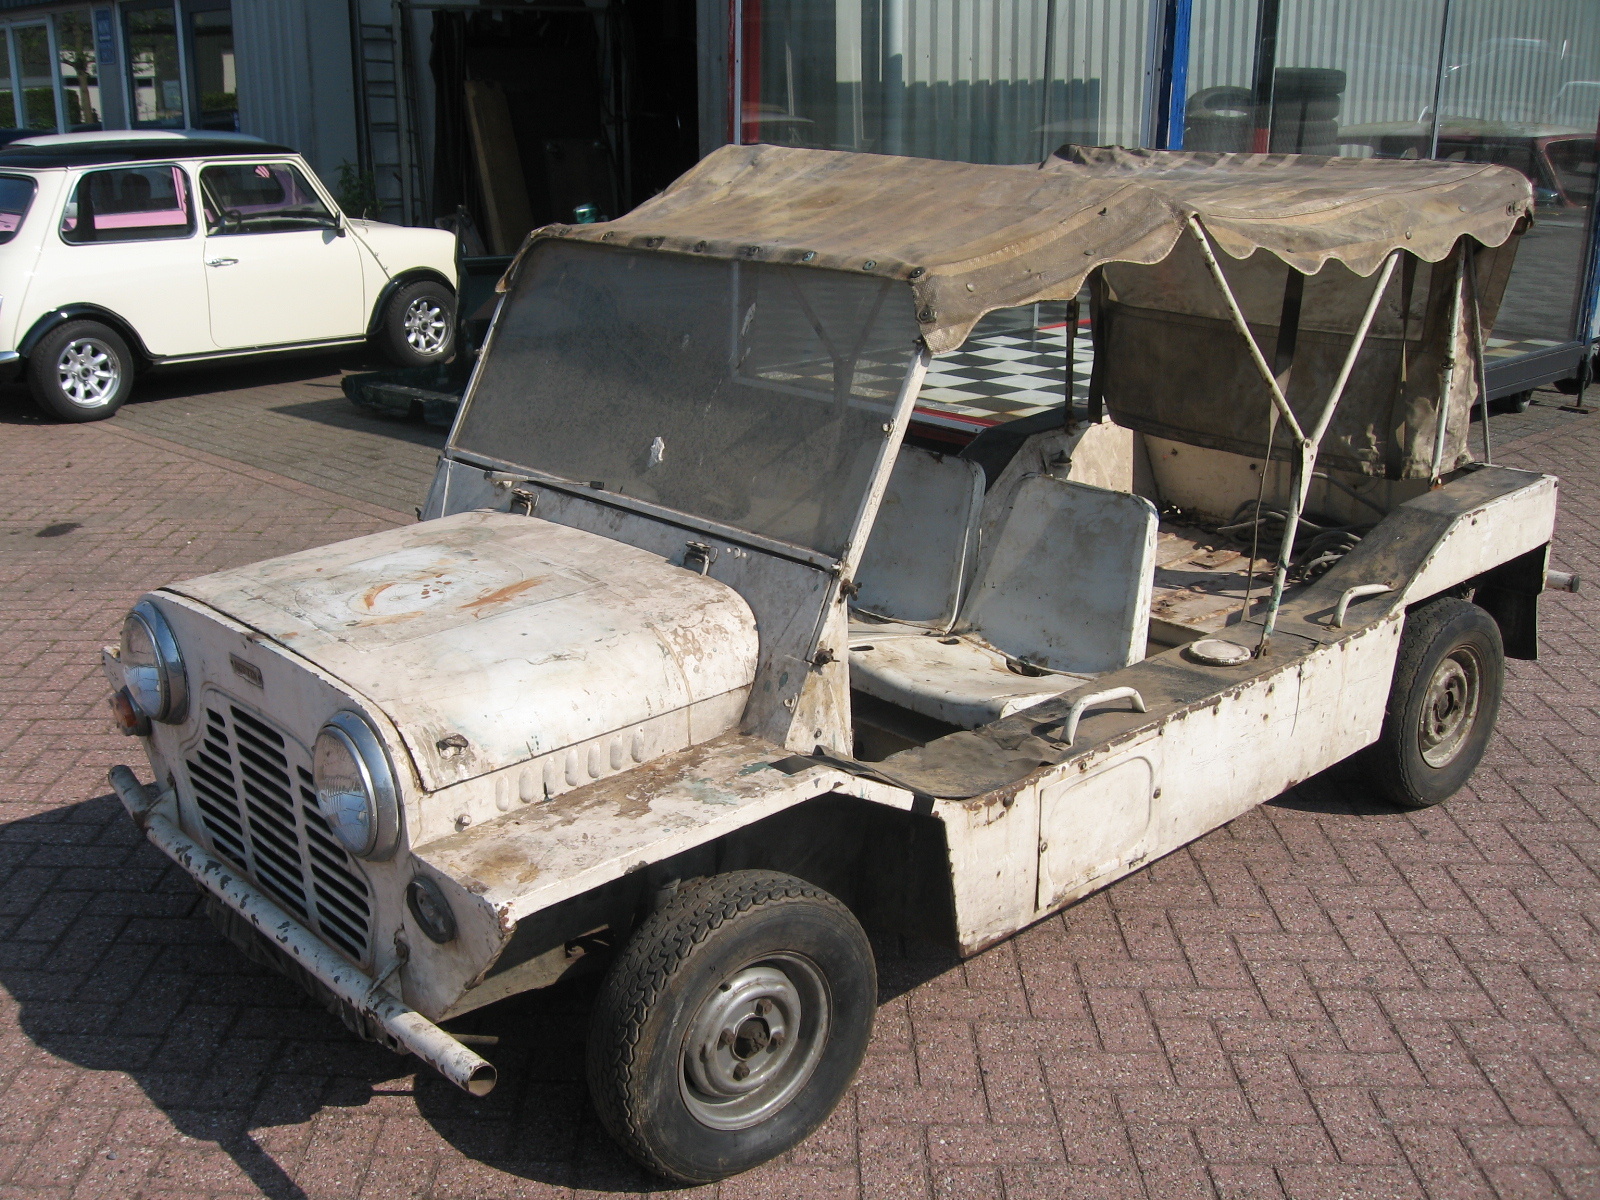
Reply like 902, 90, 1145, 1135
3, 370, 1600, 1199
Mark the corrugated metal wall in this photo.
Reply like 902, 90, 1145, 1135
234, 0, 358, 182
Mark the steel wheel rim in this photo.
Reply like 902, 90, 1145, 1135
1419, 646, 1482, 768
680, 952, 830, 1130
56, 338, 119, 408
403, 297, 448, 354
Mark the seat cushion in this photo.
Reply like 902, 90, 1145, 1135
848, 623, 1087, 729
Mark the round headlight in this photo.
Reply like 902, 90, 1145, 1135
312, 712, 400, 861
120, 601, 187, 724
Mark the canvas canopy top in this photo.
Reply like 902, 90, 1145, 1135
531, 142, 1533, 355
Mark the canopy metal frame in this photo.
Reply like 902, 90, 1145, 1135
1185, 215, 1403, 653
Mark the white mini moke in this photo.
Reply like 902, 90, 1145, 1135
106, 144, 1560, 1182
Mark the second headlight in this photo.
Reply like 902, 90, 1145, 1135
312, 711, 400, 861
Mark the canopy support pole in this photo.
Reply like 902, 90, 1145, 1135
1257, 250, 1402, 652
1431, 252, 1467, 484
1464, 245, 1493, 464
1187, 216, 1305, 443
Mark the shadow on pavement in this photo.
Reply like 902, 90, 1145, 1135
2, 794, 957, 1195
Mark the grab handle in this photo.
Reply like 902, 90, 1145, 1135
1060, 687, 1147, 745
1333, 583, 1393, 628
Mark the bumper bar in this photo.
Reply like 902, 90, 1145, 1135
108, 765, 496, 1096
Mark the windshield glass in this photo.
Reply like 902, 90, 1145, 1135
453, 241, 920, 559
0, 175, 33, 242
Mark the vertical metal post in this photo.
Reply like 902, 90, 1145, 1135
1248, 0, 1280, 153
1427, 0, 1453, 160
1038, 0, 1057, 164
1151, 0, 1193, 150
1430, 252, 1466, 484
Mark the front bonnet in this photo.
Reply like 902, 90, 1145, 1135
166, 511, 759, 789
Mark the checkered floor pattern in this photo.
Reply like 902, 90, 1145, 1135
1484, 334, 1568, 359
917, 302, 1088, 428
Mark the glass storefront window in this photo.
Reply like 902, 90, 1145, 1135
741, 0, 1151, 166
15, 25, 58, 131
55, 11, 101, 130
125, 3, 185, 128
189, 7, 236, 131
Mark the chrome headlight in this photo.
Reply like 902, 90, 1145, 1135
120, 600, 187, 724
312, 711, 400, 860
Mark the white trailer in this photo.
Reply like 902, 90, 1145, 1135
105, 143, 1560, 1183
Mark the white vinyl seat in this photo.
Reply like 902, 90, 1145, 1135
851, 464, 1157, 729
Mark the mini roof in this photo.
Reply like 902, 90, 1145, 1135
539, 143, 1533, 354
0, 134, 293, 170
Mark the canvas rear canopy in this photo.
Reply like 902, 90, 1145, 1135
519, 143, 1534, 478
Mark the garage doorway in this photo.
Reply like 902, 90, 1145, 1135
430, 2, 698, 254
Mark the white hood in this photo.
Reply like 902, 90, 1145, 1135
166, 511, 759, 789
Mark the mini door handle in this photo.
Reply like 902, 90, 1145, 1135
206, 257, 238, 267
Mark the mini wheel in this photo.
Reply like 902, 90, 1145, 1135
377, 279, 455, 367
1362, 597, 1505, 809
586, 871, 876, 1183
28, 319, 135, 422
1493, 390, 1532, 414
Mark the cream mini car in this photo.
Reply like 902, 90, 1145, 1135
0, 130, 457, 422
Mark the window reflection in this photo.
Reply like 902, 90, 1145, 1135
125, 3, 184, 128
55, 11, 101, 130
190, 7, 236, 132
15, 25, 56, 131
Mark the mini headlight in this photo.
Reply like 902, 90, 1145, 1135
119, 601, 187, 724
312, 712, 400, 861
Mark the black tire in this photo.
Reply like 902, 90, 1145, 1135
27, 319, 134, 422
377, 279, 455, 367
586, 871, 876, 1184
1362, 597, 1505, 809
1493, 390, 1533, 414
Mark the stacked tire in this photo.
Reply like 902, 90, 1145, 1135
1269, 68, 1345, 155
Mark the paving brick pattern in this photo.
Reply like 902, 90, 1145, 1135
3, 372, 1600, 1199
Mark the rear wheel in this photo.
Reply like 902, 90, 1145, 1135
1362, 597, 1505, 809
27, 320, 134, 422
585, 871, 876, 1184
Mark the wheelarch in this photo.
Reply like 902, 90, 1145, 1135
453, 795, 959, 1020
366, 268, 456, 338
18, 305, 155, 371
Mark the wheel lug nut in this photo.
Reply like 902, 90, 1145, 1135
717, 1028, 733, 1048
732, 1063, 749, 1081
768, 1030, 784, 1048
755, 998, 772, 1016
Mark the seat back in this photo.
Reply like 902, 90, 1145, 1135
854, 444, 985, 630
959, 474, 1157, 674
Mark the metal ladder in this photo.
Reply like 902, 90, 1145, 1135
350, 0, 424, 224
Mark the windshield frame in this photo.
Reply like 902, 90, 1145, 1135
444, 244, 931, 572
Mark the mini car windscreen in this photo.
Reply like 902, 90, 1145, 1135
0, 175, 34, 242
453, 241, 921, 560
199, 162, 337, 234
59, 165, 193, 243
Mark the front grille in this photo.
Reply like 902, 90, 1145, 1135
185, 702, 374, 967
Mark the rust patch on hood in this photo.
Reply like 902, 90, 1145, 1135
461, 575, 550, 613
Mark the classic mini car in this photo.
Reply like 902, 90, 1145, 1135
107, 144, 1561, 1182
0, 130, 457, 422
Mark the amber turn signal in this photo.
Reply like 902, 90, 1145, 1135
108, 687, 151, 737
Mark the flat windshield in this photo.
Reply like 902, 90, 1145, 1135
453, 241, 920, 559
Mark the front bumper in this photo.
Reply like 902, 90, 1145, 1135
108, 764, 496, 1096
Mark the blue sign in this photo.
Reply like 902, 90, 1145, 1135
94, 8, 116, 68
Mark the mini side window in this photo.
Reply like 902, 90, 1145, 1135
0, 175, 36, 243
60, 165, 194, 244
199, 162, 338, 235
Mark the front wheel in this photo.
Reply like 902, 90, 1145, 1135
27, 320, 135, 422
376, 279, 455, 367
585, 871, 876, 1184
1361, 597, 1505, 809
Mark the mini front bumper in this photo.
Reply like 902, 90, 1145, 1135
108, 764, 497, 1096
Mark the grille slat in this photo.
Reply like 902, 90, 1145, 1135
184, 703, 374, 966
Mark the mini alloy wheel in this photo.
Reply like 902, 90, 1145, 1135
57, 337, 120, 409
402, 294, 449, 356
378, 279, 455, 366
27, 319, 135, 422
